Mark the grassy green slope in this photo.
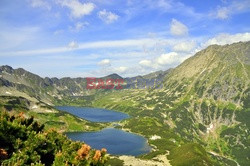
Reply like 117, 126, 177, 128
89, 42, 250, 166
0, 96, 106, 132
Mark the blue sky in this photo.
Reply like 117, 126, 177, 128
0, 0, 250, 78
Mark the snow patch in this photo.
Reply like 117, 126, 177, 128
150, 135, 161, 140
5, 91, 12, 95
44, 109, 55, 113
161, 113, 167, 118
206, 124, 214, 133
31, 105, 38, 109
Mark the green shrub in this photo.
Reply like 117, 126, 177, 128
0, 111, 108, 166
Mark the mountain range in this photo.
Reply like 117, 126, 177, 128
0, 41, 250, 165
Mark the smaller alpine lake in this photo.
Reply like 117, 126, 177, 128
56, 106, 151, 156
56, 106, 129, 122
66, 128, 151, 156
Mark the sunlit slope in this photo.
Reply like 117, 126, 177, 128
92, 41, 250, 166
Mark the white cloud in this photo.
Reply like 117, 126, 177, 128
140, 0, 202, 19
216, 7, 230, 19
98, 9, 119, 24
115, 66, 128, 73
138, 51, 193, 71
70, 22, 89, 32
139, 60, 153, 68
157, 0, 172, 9
98, 59, 111, 67
156, 52, 180, 65
4, 32, 249, 58
29, 0, 51, 10
170, 19, 188, 36
214, 0, 250, 20
1, 38, 158, 56
172, 41, 196, 52
204, 32, 250, 46
68, 41, 79, 49
58, 0, 95, 18
77, 38, 156, 50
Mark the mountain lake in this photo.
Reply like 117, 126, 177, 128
56, 106, 151, 156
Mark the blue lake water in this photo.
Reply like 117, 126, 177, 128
66, 128, 151, 156
56, 106, 129, 122
57, 106, 151, 156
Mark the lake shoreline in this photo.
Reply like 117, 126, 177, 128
57, 106, 152, 156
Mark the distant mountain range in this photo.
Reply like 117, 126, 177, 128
0, 64, 170, 104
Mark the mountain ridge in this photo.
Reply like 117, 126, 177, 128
1, 41, 250, 165
88, 41, 250, 165
0, 64, 170, 104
